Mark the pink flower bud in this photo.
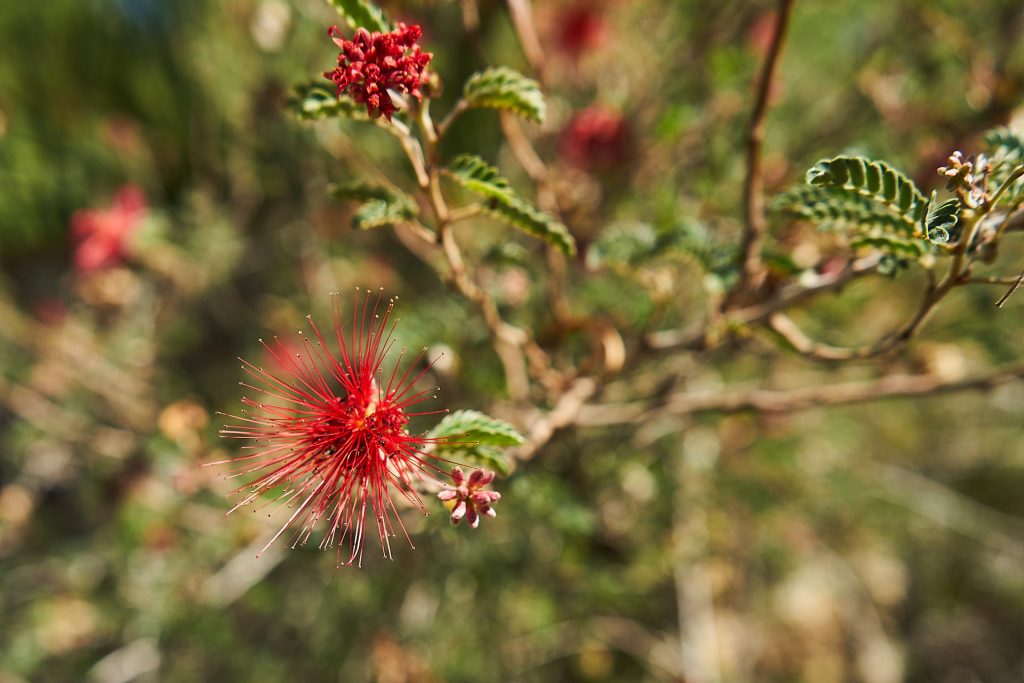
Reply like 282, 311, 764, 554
437, 467, 501, 529
451, 501, 467, 523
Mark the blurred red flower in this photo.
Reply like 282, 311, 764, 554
324, 23, 432, 120
556, 4, 607, 60
560, 106, 632, 172
217, 291, 452, 566
70, 185, 147, 272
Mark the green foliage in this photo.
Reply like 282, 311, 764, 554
443, 154, 576, 255
984, 127, 1024, 208
776, 156, 960, 259
587, 221, 729, 272
325, 0, 389, 33
587, 222, 663, 268
288, 82, 367, 121
7, 3, 1024, 681
428, 409, 525, 476
924, 195, 959, 244
351, 201, 417, 230
429, 409, 524, 447
984, 127, 1024, 162
583, 221, 802, 295
329, 181, 418, 229
329, 181, 403, 203
772, 185, 914, 235
461, 67, 546, 123
805, 156, 930, 229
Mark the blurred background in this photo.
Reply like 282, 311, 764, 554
2, 0, 1024, 681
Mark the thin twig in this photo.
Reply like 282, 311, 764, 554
506, 0, 546, 80
986, 165, 1024, 212
731, 0, 797, 302
511, 377, 599, 462
500, 112, 548, 183
995, 270, 1024, 308
965, 275, 1024, 286
446, 203, 483, 224
765, 282, 945, 362
762, 230, 985, 361
645, 253, 881, 351
577, 363, 1024, 424
387, 101, 562, 399
767, 312, 868, 361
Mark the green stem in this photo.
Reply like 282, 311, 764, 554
987, 165, 1024, 211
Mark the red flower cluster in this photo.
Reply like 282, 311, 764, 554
324, 23, 432, 120
217, 291, 451, 566
70, 185, 147, 272
560, 106, 632, 172
438, 467, 501, 528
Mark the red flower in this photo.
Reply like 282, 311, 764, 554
437, 467, 501, 528
70, 185, 147, 272
217, 291, 451, 566
560, 106, 632, 172
324, 23, 432, 121
556, 4, 607, 60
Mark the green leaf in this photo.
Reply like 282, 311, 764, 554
428, 410, 524, 476
329, 181, 417, 230
773, 185, 920, 236
984, 127, 1024, 208
984, 127, 1024, 160
288, 81, 367, 121
776, 156, 951, 263
329, 181, 402, 203
325, 0, 389, 33
586, 221, 726, 271
924, 194, 959, 244
805, 156, 930, 231
352, 201, 416, 230
428, 409, 525, 448
849, 233, 929, 258
444, 154, 514, 200
483, 242, 531, 267
462, 67, 546, 123
441, 445, 513, 477
587, 222, 660, 268
443, 154, 577, 255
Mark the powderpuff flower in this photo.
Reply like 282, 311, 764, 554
556, 4, 607, 60
216, 290, 452, 566
437, 467, 501, 529
560, 106, 632, 172
324, 23, 432, 120
70, 185, 147, 272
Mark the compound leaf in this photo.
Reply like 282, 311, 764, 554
325, 0, 389, 33
462, 67, 546, 123
444, 154, 576, 255
289, 81, 367, 121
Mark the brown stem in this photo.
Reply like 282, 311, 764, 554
506, 0, 546, 80
765, 282, 946, 361
500, 112, 548, 183
446, 204, 483, 224
966, 275, 1024, 286
390, 105, 561, 399
437, 100, 468, 139
646, 253, 881, 352
731, 0, 797, 303
511, 377, 598, 462
577, 363, 1024, 424
995, 270, 1024, 308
